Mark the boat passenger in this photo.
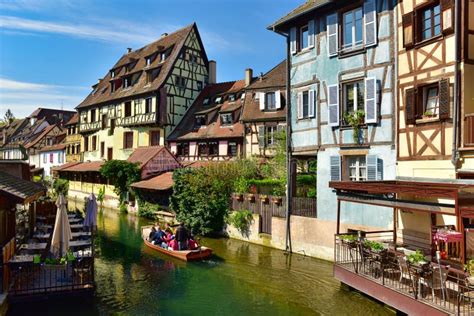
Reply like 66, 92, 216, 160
188, 239, 199, 250
163, 228, 174, 243
168, 239, 178, 251
148, 227, 157, 241
165, 222, 175, 234
175, 223, 190, 250
152, 226, 167, 246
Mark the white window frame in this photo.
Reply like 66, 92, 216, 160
265, 92, 276, 110
265, 126, 278, 146
220, 113, 233, 126
347, 156, 367, 181
343, 80, 365, 117
300, 24, 309, 51
342, 7, 364, 50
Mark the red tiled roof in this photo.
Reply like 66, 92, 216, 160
38, 143, 66, 153
62, 161, 103, 172
53, 161, 81, 171
0, 171, 46, 203
131, 171, 174, 190
127, 146, 166, 168
77, 24, 206, 109
168, 80, 246, 141
24, 124, 56, 149
65, 113, 79, 126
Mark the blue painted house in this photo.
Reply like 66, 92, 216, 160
270, 0, 397, 233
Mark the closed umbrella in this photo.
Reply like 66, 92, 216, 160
51, 193, 72, 257
84, 193, 98, 230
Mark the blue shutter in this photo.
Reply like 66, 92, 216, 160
364, 77, 377, 124
326, 13, 338, 57
366, 155, 378, 180
290, 27, 297, 54
327, 84, 339, 127
364, 0, 377, 47
330, 156, 341, 181
309, 89, 315, 118
308, 20, 315, 48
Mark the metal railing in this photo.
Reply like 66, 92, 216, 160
231, 193, 317, 218
334, 233, 473, 315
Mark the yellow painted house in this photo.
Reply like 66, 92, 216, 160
76, 23, 210, 162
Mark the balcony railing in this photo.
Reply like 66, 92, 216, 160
79, 121, 101, 133
0, 145, 28, 160
116, 113, 156, 127
334, 233, 473, 315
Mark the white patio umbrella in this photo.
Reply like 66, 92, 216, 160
83, 193, 98, 230
51, 193, 72, 257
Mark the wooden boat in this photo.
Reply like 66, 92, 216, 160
142, 226, 212, 262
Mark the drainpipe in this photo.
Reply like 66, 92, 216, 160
451, 0, 461, 168
272, 27, 293, 253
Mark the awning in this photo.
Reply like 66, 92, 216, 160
131, 172, 174, 191
0, 171, 46, 203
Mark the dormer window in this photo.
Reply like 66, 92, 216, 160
228, 94, 236, 102
215, 96, 222, 104
146, 57, 151, 66
220, 113, 233, 126
111, 70, 115, 78
123, 76, 131, 88
195, 115, 206, 127
161, 52, 167, 62
202, 98, 210, 106
241, 93, 246, 100
265, 92, 276, 110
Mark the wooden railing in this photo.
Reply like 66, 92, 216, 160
79, 121, 101, 132
231, 193, 317, 218
116, 113, 156, 127
464, 114, 474, 147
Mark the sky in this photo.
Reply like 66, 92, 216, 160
0, 0, 300, 119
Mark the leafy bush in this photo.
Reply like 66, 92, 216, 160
340, 234, 357, 242
97, 186, 105, 206
306, 188, 316, 198
53, 178, 69, 197
138, 201, 160, 219
100, 160, 141, 203
234, 177, 249, 194
228, 210, 253, 233
407, 250, 426, 264
296, 174, 316, 186
363, 240, 384, 252
119, 202, 128, 214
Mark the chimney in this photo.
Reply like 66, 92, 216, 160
245, 68, 253, 87
161, 33, 168, 38
127, 47, 133, 54
208, 60, 217, 84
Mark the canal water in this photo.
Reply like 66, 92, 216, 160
8, 210, 394, 315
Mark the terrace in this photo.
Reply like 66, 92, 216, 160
330, 177, 474, 315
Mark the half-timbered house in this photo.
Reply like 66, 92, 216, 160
241, 61, 287, 158
270, 0, 397, 253
64, 114, 82, 163
168, 78, 246, 161
76, 23, 209, 162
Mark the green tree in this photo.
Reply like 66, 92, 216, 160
99, 160, 141, 203
3, 109, 14, 124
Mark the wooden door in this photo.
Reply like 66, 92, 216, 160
107, 148, 113, 160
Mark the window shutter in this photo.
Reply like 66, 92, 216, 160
308, 20, 315, 48
405, 88, 416, 125
364, 77, 377, 124
330, 156, 341, 181
328, 84, 339, 127
364, 0, 377, 47
275, 90, 282, 109
366, 155, 378, 181
259, 92, 265, 110
308, 89, 315, 118
297, 92, 303, 119
258, 126, 265, 148
402, 12, 414, 48
326, 13, 338, 57
441, 0, 454, 33
439, 78, 450, 119
290, 27, 297, 54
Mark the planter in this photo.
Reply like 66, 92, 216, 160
260, 196, 269, 204
42, 264, 67, 270
246, 194, 255, 203
341, 239, 357, 248
271, 197, 282, 205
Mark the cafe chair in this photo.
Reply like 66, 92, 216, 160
420, 265, 449, 303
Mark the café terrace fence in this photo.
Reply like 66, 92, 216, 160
231, 193, 317, 219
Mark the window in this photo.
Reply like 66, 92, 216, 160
227, 94, 236, 102
189, 54, 198, 64
342, 80, 365, 123
198, 142, 208, 156
100, 141, 105, 157
342, 7, 364, 49
209, 142, 218, 156
202, 98, 210, 106
220, 113, 233, 126
123, 76, 131, 88
59, 153, 63, 163
50, 153, 54, 163
423, 84, 439, 116
347, 156, 367, 181
420, 4, 441, 41
146, 57, 151, 66
124, 101, 132, 117
101, 114, 107, 129
215, 96, 222, 104
405, 79, 449, 124
177, 142, 189, 156
197, 81, 203, 91
301, 91, 309, 118
92, 135, 97, 151
300, 25, 309, 50
145, 98, 153, 114
90, 109, 96, 122
228, 142, 238, 157
161, 52, 167, 62
123, 132, 133, 149
146, 72, 152, 84
195, 115, 206, 127
150, 130, 160, 146
176, 76, 186, 89
111, 70, 115, 78
265, 92, 276, 110
84, 137, 89, 152
265, 126, 278, 146
43, 154, 47, 163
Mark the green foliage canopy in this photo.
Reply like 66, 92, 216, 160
99, 160, 141, 203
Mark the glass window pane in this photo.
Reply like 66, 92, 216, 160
423, 30, 431, 40
434, 25, 441, 36
301, 26, 309, 49
355, 18, 363, 44
356, 81, 365, 111
303, 92, 309, 117
343, 13, 353, 46
434, 5, 440, 15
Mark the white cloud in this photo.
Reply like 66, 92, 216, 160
0, 78, 87, 118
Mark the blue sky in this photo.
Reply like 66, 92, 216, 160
0, 0, 299, 118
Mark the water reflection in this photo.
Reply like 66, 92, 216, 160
8, 209, 394, 316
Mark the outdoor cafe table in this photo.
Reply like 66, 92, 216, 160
32, 233, 50, 241
69, 218, 83, 224
408, 262, 432, 299
36, 224, 52, 231
19, 243, 47, 254
70, 224, 85, 230
72, 232, 91, 238
69, 240, 92, 250
8, 255, 34, 264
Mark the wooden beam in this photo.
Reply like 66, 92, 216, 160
336, 198, 341, 235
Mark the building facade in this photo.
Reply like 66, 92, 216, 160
38, 144, 66, 177
64, 113, 82, 163
271, 0, 397, 238
241, 61, 287, 158
76, 23, 209, 162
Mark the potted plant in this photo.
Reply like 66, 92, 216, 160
344, 110, 365, 144
422, 110, 436, 119
271, 185, 285, 205
406, 250, 427, 266
340, 234, 358, 248
260, 194, 269, 203
465, 259, 474, 285
233, 177, 248, 201
363, 240, 384, 253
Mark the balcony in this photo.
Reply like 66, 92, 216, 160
0, 145, 28, 160
334, 233, 473, 315
79, 121, 101, 133
116, 113, 157, 127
